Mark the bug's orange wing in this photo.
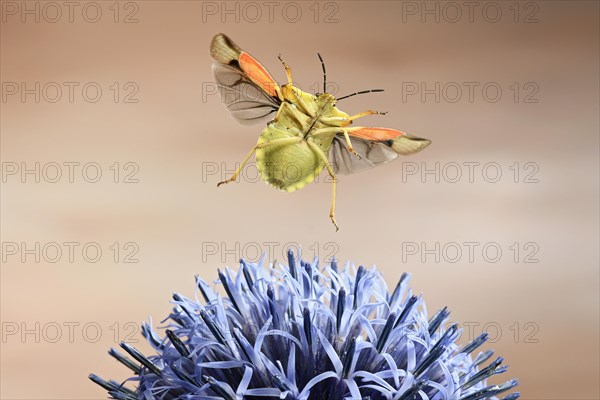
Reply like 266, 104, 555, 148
330, 127, 431, 175
210, 33, 282, 125
347, 127, 401, 141
349, 127, 431, 155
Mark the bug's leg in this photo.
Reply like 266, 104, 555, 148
346, 110, 387, 121
307, 141, 339, 231
274, 101, 308, 127
340, 129, 362, 160
320, 110, 387, 126
217, 145, 258, 187
217, 137, 303, 187
278, 55, 294, 86
277, 55, 314, 117
310, 127, 363, 160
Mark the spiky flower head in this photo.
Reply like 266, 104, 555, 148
91, 250, 519, 400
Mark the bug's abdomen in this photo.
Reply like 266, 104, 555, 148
256, 126, 324, 192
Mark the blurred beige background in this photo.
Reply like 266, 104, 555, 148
1, 1, 598, 399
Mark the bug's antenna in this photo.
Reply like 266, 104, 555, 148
317, 53, 327, 93
337, 89, 385, 101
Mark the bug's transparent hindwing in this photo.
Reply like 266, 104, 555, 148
212, 63, 281, 126
329, 133, 431, 175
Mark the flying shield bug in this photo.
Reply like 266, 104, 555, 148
210, 33, 431, 231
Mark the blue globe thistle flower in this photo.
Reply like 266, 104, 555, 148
91, 250, 519, 400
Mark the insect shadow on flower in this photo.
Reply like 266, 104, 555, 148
91, 250, 519, 400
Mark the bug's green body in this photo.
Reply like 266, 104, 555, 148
256, 86, 350, 192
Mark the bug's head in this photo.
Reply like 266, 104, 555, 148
317, 92, 350, 121
317, 92, 337, 105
